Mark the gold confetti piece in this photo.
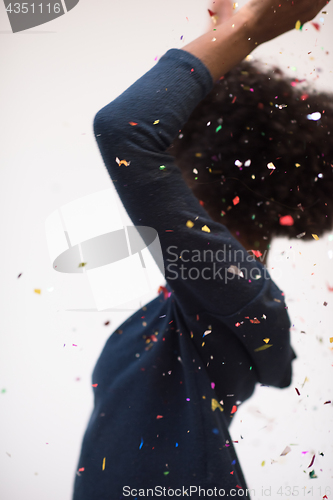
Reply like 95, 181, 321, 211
295, 163, 301, 167
102, 457, 106, 471
153, 120, 160, 125
186, 220, 194, 228
261, 461, 265, 467
195, 153, 202, 157
254, 344, 273, 352
211, 398, 223, 412
263, 338, 270, 343
295, 20, 302, 30
202, 225, 210, 233
330, 337, 333, 343
34, 289, 41, 294
280, 446, 292, 456
78, 262, 87, 268
115, 157, 131, 167
202, 342, 205, 347
129, 121, 137, 126
312, 234, 319, 240
267, 162, 276, 169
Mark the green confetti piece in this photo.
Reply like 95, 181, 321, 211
254, 344, 273, 352
1, 389, 6, 394
309, 470, 317, 479
215, 125, 222, 133
163, 471, 170, 475
159, 165, 166, 170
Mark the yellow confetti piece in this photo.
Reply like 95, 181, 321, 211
195, 152, 202, 157
312, 234, 319, 240
202, 342, 205, 347
153, 120, 160, 125
295, 163, 301, 167
295, 20, 302, 30
34, 289, 41, 294
254, 344, 273, 352
263, 338, 270, 343
261, 461, 265, 467
202, 225, 210, 233
102, 457, 106, 471
330, 337, 333, 343
211, 398, 223, 412
186, 220, 194, 228
267, 162, 276, 170
78, 262, 87, 268
115, 157, 130, 167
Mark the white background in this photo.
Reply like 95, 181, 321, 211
0, 0, 332, 499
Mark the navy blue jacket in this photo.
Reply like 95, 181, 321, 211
73, 48, 296, 500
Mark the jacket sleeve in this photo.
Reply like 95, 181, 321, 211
93, 48, 296, 388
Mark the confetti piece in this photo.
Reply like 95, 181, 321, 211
312, 234, 319, 240
129, 122, 137, 126
203, 330, 212, 337
251, 250, 262, 258
158, 285, 169, 300
102, 457, 106, 471
249, 318, 260, 324
139, 438, 144, 450
78, 262, 87, 268
159, 165, 166, 170
295, 20, 302, 30
233, 196, 240, 205
186, 220, 194, 228
202, 225, 210, 233
231, 405, 237, 414
92, 384, 98, 388
227, 265, 244, 278
163, 471, 170, 475
34, 289, 41, 294
254, 344, 273, 352
295, 388, 301, 396
17, 273, 22, 278
296, 232, 306, 238
211, 398, 223, 412
330, 338, 333, 343
153, 120, 160, 125
78, 468, 85, 472
279, 215, 294, 226
263, 338, 270, 343
280, 446, 291, 456
267, 162, 276, 170
307, 112, 321, 121
309, 470, 317, 479
156, 415, 164, 419
308, 455, 315, 468
216, 125, 222, 133
261, 461, 265, 466
115, 157, 131, 167
311, 22, 321, 31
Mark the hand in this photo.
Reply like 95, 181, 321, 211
243, 0, 330, 45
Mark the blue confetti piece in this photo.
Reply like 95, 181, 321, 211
212, 428, 219, 435
175, 443, 178, 447
139, 438, 144, 450
232, 460, 236, 465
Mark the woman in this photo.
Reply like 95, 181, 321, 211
73, 0, 331, 498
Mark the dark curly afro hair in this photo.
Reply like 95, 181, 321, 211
167, 60, 333, 250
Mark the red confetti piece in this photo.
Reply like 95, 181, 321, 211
129, 122, 137, 126
231, 405, 237, 414
295, 387, 300, 396
326, 282, 333, 292
308, 455, 315, 468
79, 468, 85, 472
92, 384, 98, 388
199, 200, 205, 206
251, 250, 262, 258
208, 9, 217, 17
158, 285, 169, 300
250, 318, 260, 324
301, 93, 309, 101
258, 103, 264, 109
311, 22, 321, 31
156, 415, 164, 419
233, 196, 240, 205
232, 96, 237, 104
235, 322, 241, 327
279, 215, 294, 226
104, 321, 110, 326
